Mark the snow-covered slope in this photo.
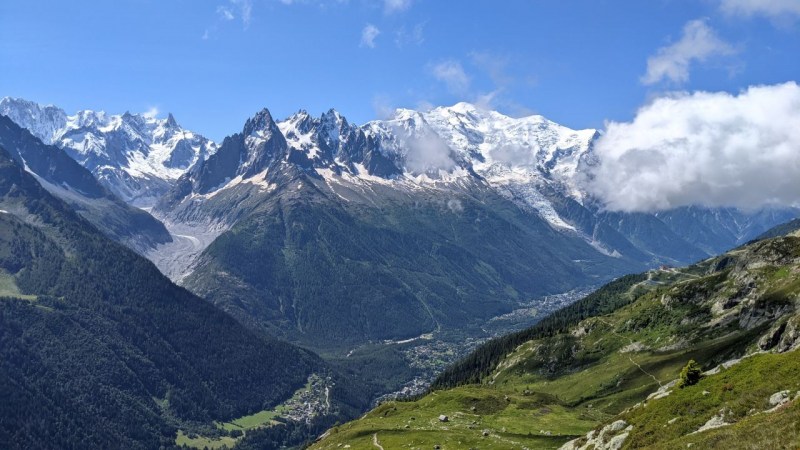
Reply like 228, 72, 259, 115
156, 102, 797, 273
150, 103, 796, 351
0, 114, 172, 252
0, 97, 217, 206
363, 103, 598, 226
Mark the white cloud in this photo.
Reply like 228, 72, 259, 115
586, 82, 800, 212
415, 99, 434, 112
719, 0, 800, 18
473, 90, 500, 110
402, 131, 457, 174
394, 23, 425, 48
210, 0, 252, 32
384, 0, 412, 14
641, 19, 735, 85
217, 5, 235, 20
372, 94, 395, 119
143, 107, 160, 119
431, 60, 470, 94
230, 0, 252, 28
360, 24, 381, 48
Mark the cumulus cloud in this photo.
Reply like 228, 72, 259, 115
360, 24, 380, 48
395, 129, 457, 175
447, 199, 464, 213
384, 0, 412, 14
407, 135, 456, 174
719, 0, 800, 19
142, 106, 160, 119
587, 82, 800, 212
431, 60, 470, 94
642, 19, 735, 85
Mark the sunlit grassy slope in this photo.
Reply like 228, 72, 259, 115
313, 233, 800, 449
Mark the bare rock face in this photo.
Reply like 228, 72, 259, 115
759, 322, 788, 350
768, 390, 791, 408
693, 409, 732, 434
776, 318, 800, 352
559, 420, 632, 450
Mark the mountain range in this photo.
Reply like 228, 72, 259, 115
1, 98, 796, 354
0, 97, 216, 206
0, 115, 171, 252
2, 98, 796, 349
150, 102, 795, 352
1, 96, 798, 449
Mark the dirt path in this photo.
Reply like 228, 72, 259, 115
372, 433, 385, 450
596, 318, 663, 388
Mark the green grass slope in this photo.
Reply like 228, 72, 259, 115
312, 230, 800, 449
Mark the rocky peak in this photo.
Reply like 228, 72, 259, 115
165, 113, 179, 129
243, 108, 279, 138
0, 97, 68, 145
288, 110, 314, 134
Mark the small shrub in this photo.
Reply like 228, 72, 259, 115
678, 360, 704, 388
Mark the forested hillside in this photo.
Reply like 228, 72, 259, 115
0, 145, 367, 449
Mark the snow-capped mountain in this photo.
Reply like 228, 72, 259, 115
165, 102, 602, 238
364, 103, 598, 226
0, 97, 217, 206
0, 114, 171, 251
149, 102, 796, 351
156, 102, 797, 270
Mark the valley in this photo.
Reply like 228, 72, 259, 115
4, 2, 800, 448
1, 96, 798, 449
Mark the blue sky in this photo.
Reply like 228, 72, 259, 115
1, 0, 799, 141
